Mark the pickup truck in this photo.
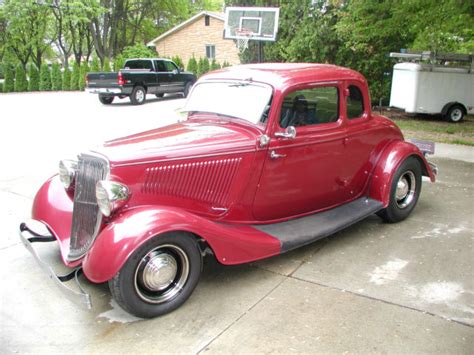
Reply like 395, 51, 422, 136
86, 58, 197, 105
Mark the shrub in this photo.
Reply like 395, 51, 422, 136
222, 61, 231, 68
197, 57, 210, 77
51, 63, 62, 91
113, 56, 124, 71
172, 55, 184, 69
103, 58, 112, 72
91, 56, 101, 72
79, 61, 90, 91
14, 63, 28, 92
3, 62, 15, 93
28, 64, 40, 91
186, 56, 198, 74
0, 82, 3, 92
71, 62, 80, 90
62, 66, 71, 90
39, 64, 52, 91
210, 59, 221, 71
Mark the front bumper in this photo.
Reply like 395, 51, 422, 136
19, 221, 92, 309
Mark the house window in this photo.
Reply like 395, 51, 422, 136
206, 45, 215, 60
205, 15, 210, 26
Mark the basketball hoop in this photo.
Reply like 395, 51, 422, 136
235, 29, 253, 53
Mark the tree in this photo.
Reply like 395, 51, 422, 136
79, 61, 90, 91
210, 59, 221, 71
62, 66, 71, 90
28, 64, 40, 91
14, 63, 28, 92
71, 61, 80, 90
51, 63, 63, 90
3, 62, 15, 93
172, 55, 184, 69
39, 64, 52, 91
91, 56, 101, 72
187, 56, 198, 74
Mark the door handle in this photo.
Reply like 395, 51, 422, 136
270, 150, 286, 159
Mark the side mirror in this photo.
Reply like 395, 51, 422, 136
275, 126, 296, 139
172, 69, 179, 74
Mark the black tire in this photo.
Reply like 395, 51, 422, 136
155, 93, 164, 98
183, 82, 192, 98
99, 95, 114, 105
130, 85, 146, 105
109, 232, 202, 318
377, 157, 422, 223
445, 104, 464, 123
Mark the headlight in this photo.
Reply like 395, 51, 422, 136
96, 181, 130, 217
59, 160, 78, 189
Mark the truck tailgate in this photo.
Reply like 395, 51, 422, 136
86, 72, 119, 89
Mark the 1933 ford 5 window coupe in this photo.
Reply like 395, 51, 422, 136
20, 64, 437, 318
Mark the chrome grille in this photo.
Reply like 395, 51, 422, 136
68, 153, 109, 261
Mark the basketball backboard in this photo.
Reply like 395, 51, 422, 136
224, 7, 280, 42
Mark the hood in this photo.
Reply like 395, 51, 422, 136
92, 120, 259, 166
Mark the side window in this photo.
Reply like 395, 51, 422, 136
280, 86, 339, 128
164, 61, 178, 72
154, 60, 167, 72
347, 85, 364, 119
124, 60, 153, 70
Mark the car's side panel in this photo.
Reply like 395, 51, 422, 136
368, 140, 436, 207
82, 206, 281, 283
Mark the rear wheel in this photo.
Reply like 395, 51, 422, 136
130, 86, 146, 105
183, 82, 192, 98
109, 232, 202, 318
445, 104, 464, 123
99, 95, 114, 105
377, 157, 422, 223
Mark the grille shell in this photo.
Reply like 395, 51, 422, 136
68, 153, 109, 261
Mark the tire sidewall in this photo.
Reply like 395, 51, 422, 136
385, 157, 422, 222
99, 94, 114, 104
110, 232, 202, 318
446, 105, 464, 123
131, 86, 146, 105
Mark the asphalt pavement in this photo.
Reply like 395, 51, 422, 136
0, 92, 472, 353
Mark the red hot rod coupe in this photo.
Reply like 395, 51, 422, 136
20, 64, 437, 318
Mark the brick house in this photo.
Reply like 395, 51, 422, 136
147, 11, 241, 67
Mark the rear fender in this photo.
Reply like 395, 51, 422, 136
368, 140, 435, 207
82, 206, 280, 283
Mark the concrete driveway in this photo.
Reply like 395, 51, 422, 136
0, 92, 473, 353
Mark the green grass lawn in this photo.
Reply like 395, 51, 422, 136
384, 110, 474, 146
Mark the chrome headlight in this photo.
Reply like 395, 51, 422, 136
59, 160, 78, 189
95, 181, 130, 217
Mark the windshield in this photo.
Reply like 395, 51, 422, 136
182, 81, 273, 125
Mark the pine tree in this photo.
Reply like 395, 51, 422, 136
62, 66, 71, 90
210, 59, 221, 71
51, 63, 62, 91
14, 63, 28, 92
3, 62, 15, 93
172, 55, 184, 69
39, 64, 52, 91
79, 61, 90, 91
91, 56, 101, 72
28, 64, 40, 91
186, 56, 198, 74
71, 62, 80, 90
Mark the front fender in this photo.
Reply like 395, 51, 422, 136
82, 206, 280, 283
368, 140, 436, 207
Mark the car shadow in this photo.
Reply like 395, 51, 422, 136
110, 93, 185, 107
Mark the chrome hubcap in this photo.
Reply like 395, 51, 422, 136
395, 171, 416, 209
134, 244, 189, 304
136, 90, 145, 102
451, 108, 462, 122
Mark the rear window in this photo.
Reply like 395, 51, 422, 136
123, 60, 153, 70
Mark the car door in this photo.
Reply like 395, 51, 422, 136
252, 83, 349, 221
154, 60, 172, 94
164, 61, 186, 92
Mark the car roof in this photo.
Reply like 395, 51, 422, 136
125, 58, 173, 61
202, 63, 366, 88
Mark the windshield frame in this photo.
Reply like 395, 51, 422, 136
182, 79, 274, 128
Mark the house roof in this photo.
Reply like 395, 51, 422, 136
146, 11, 224, 46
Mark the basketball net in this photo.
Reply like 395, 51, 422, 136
235, 29, 253, 53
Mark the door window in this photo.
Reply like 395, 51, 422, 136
280, 86, 339, 128
347, 85, 365, 119
164, 61, 178, 72
154, 60, 167, 72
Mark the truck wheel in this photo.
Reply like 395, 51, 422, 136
109, 232, 202, 318
445, 104, 464, 123
183, 82, 192, 98
99, 95, 114, 105
377, 157, 422, 223
155, 93, 164, 98
130, 86, 146, 105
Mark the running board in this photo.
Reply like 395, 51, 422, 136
254, 197, 383, 253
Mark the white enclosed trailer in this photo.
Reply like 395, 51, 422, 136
389, 52, 473, 122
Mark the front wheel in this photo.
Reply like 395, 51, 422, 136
445, 104, 464, 123
109, 232, 202, 318
130, 86, 146, 105
99, 94, 114, 105
377, 157, 422, 223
